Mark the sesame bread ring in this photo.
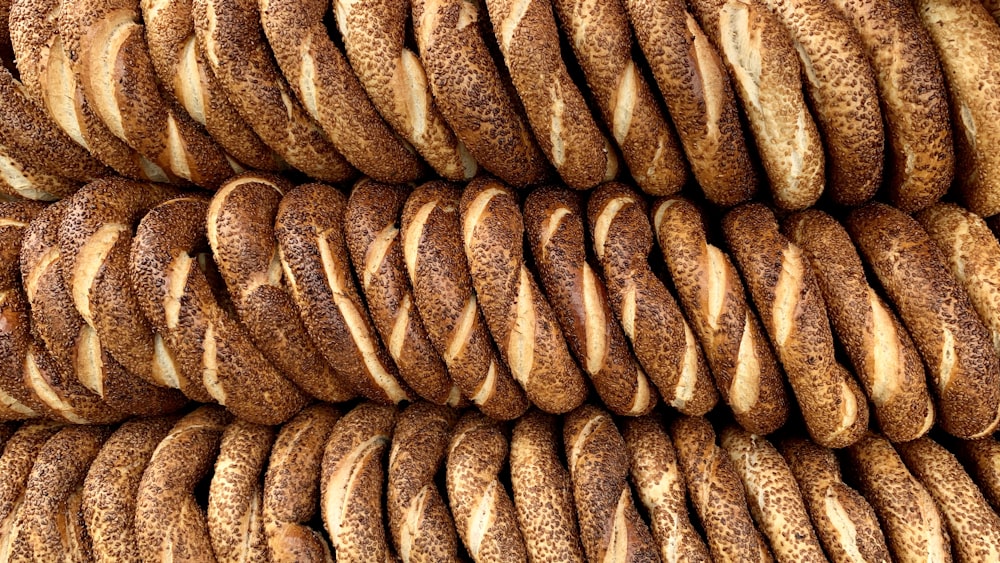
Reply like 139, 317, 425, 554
0, 421, 62, 562
321, 402, 397, 563
0, 147, 79, 202
828, 0, 954, 212
484, 0, 618, 189
669, 415, 773, 563
784, 209, 934, 442
760, 0, 885, 206
846, 203, 1000, 439
723, 203, 869, 448
60, 0, 236, 188
653, 197, 789, 434
263, 404, 341, 563
208, 420, 275, 563
411, 0, 549, 186
624, 0, 757, 205
687, 0, 825, 210
460, 178, 588, 414
446, 411, 527, 563
987, 0, 1000, 21
387, 402, 460, 563
131, 196, 309, 424
82, 415, 179, 563
524, 186, 657, 416
510, 410, 586, 563
275, 183, 411, 405
720, 426, 827, 562
344, 180, 461, 406
331, 0, 477, 180
622, 416, 712, 562
898, 437, 1000, 562
563, 405, 659, 562
955, 436, 1000, 514
258, 0, 424, 182
551, 0, 687, 196
400, 181, 528, 419
135, 406, 231, 563
915, 0, 1000, 217
778, 437, 892, 563
207, 174, 356, 403
191, 0, 355, 182
140, 0, 283, 171
588, 182, 718, 415
846, 432, 953, 563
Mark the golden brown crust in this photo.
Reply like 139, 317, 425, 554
784, 210, 934, 442
400, 181, 528, 419
723, 203, 869, 448
387, 402, 460, 563
524, 186, 657, 416
275, 183, 411, 405
846, 203, 1000, 439
460, 178, 588, 414
955, 436, 1000, 515
207, 174, 356, 403
622, 415, 711, 563
321, 403, 397, 563
588, 182, 718, 415
0, 421, 63, 561
669, 415, 773, 563
131, 196, 309, 424
344, 181, 461, 406
653, 197, 789, 433
0, 145, 80, 202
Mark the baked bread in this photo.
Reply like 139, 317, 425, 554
0, 421, 63, 560
954, 436, 1000, 515
0, 146, 79, 202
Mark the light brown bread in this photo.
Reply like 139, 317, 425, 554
955, 436, 1000, 515
0, 145, 79, 202
0, 421, 63, 560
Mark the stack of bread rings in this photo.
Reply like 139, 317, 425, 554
2, 0, 1000, 556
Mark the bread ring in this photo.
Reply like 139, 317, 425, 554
510, 410, 585, 563
263, 404, 340, 563
60, 0, 237, 188
0, 421, 62, 561
131, 195, 309, 424
135, 405, 231, 563
460, 178, 588, 413
986, 0, 1000, 21
411, 0, 549, 186
760, 0, 884, 206
258, 0, 424, 182
898, 437, 1000, 561
275, 183, 411, 405
321, 402, 397, 563
208, 420, 275, 563
720, 426, 827, 562
400, 181, 528, 419
344, 180, 462, 406
916, 0, 1000, 217
785, 209, 934, 442
191, 0, 355, 182
723, 203, 869, 448
653, 197, 789, 433
82, 415, 179, 563
484, 0, 618, 189
588, 182, 718, 415
778, 437, 892, 563
0, 147, 79, 202
624, 0, 757, 205
954, 436, 1000, 514
524, 186, 657, 416
828, 0, 953, 212
668, 415, 772, 563
207, 174, 356, 403
622, 416, 712, 562
687, 0, 825, 210
446, 411, 527, 563
140, 0, 283, 171
388, 402, 460, 563
846, 203, 1000, 439
846, 432, 952, 563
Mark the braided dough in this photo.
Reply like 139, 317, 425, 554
0, 421, 62, 561
400, 181, 528, 419
653, 196, 789, 434
524, 186, 656, 416
588, 182, 718, 415
131, 196, 309, 424
460, 178, 588, 413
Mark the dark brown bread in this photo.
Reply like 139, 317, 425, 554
0, 421, 63, 560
